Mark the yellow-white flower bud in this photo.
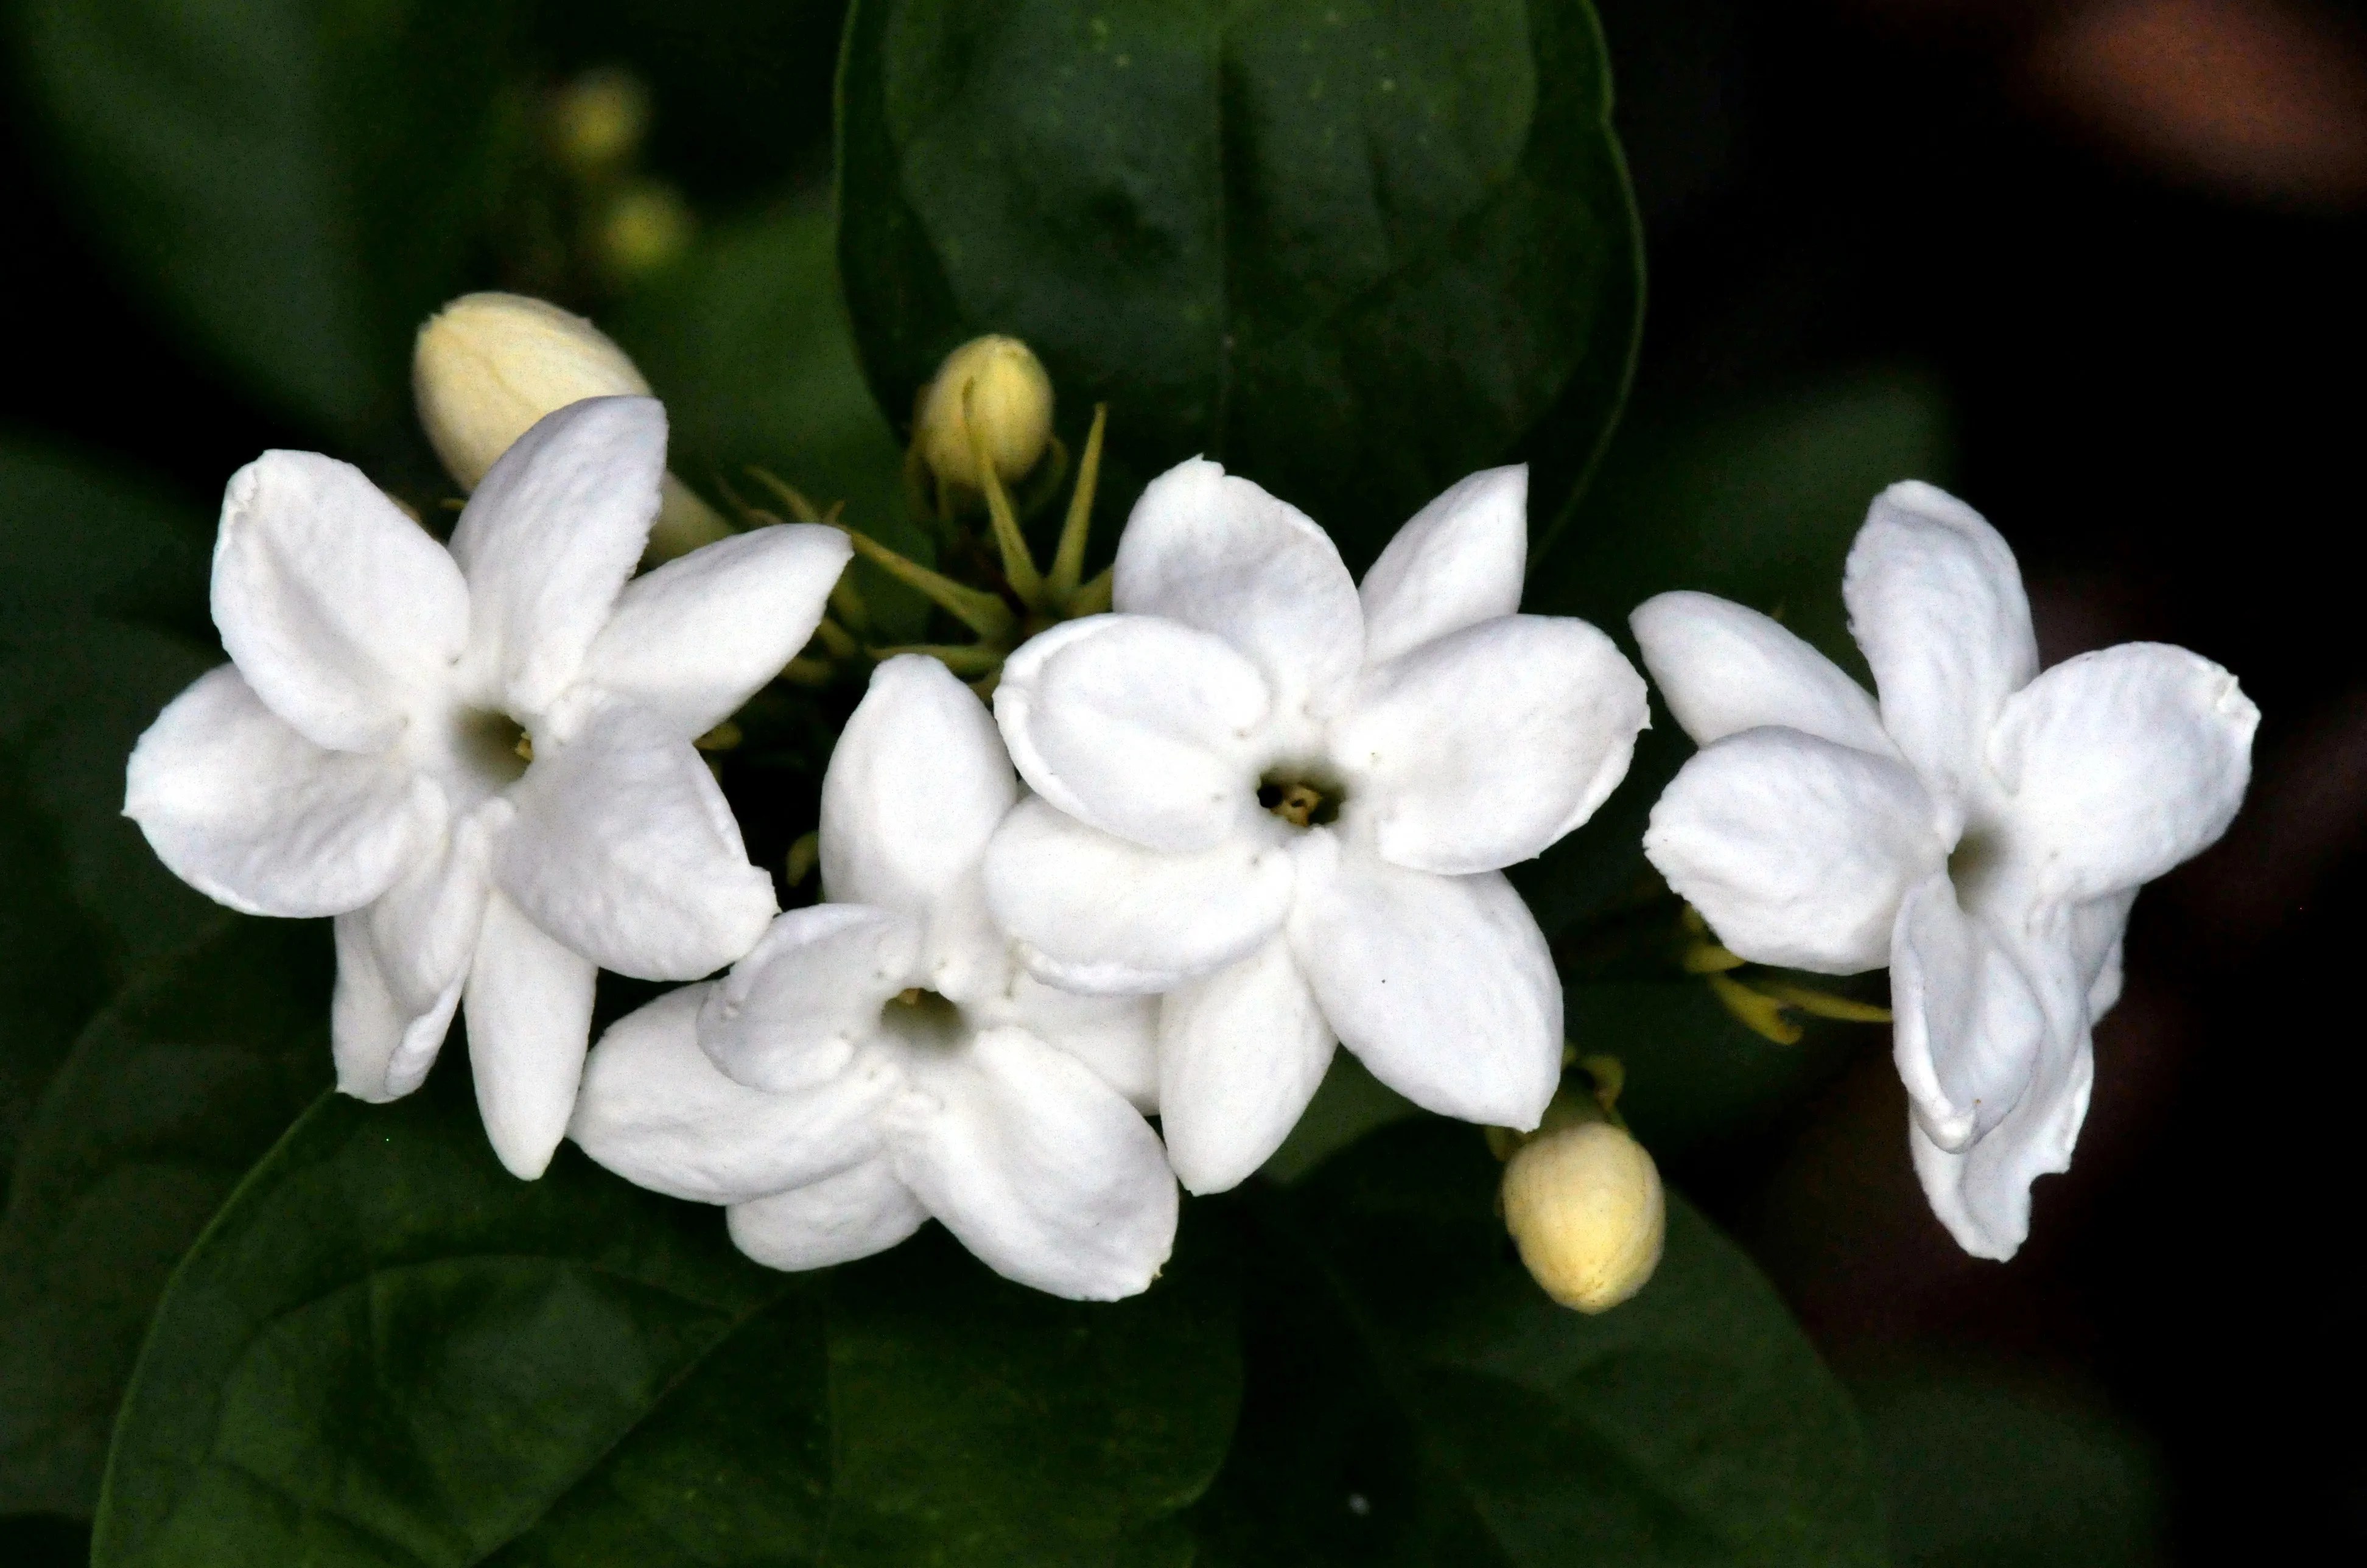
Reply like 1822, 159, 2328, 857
1501, 1120, 1666, 1314
916, 335, 1054, 489
412, 292, 727, 558
550, 68, 650, 174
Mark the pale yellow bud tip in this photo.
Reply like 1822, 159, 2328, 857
550, 68, 651, 173
413, 293, 650, 491
1501, 1121, 1666, 1314
917, 335, 1054, 489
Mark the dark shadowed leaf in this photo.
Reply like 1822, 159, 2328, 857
94, 1063, 1241, 1566
1852, 1362, 2165, 1568
1194, 1119, 1887, 1566
0, 445, 220, 1184
14, 0, 527, 440
0, 919, 328, 1516
836, 0, 1642, 569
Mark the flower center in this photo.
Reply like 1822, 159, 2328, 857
1947, 828, 2002, 906
1257, 768, 1344, 828
455, 707, 533, 792
880, 987, 966, 1051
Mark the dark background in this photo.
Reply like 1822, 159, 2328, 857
4, 0, 2358, 1559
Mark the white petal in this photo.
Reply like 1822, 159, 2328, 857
1336, 614, 1648, 875
981, 796, 1293, 993
463, 893, 598, 1179
571, 984, 894, 1205
496, 704, 776, 980
1988, 643, 2257, 903
330, 911, 460, 1102
365, 804, 496, 1014
822, 654, 1017, 919
124, 665, 438, 918
1358, 465, 1529, 665
888, 1026, 1178, 1300
994, 614, 1266, 853
1907, 934, 2093, 1262
1289, 839, 1560, 1131
2072, 888, 2137, 1020
1842, 481, 2037, 799
1011, 973, 1160, 1110
1113, 457, 1364, 718
1156, 937, 1336, 1194
1643, 728, 1953, 973
1889, 873, 2052, 1152
211, 450, 470, 751
726, 1160, 927, 1271
698, 904, 920, 1094
449, 396, 665, 715
1630, 591, 1894, 755
581, 523, 851, 737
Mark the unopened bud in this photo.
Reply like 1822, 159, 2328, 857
413, 292, 726, 558
917, 335, 1054, 489
415, 293, 650, 488
1501, 1120, 1665, 1314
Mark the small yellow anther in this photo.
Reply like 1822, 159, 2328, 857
785, 831, 819, 888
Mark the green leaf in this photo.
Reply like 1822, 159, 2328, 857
0, 918, 329, 1517
95, 1065, 1242, 1566
606, 198, 935, 639
836, 0, 1643, 568
1515, 368, 1956, 940
15, 0, 527, 440
1851, 1363, 2164, 1567
1194, 1119, 1887, 1566
0, 444, 221, 1180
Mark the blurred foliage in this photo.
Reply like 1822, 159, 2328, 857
93, 1066, 1241, 1567
836, 0, 1643, 572
14, 0, 528, 444
1197, 1119, 1886, 1565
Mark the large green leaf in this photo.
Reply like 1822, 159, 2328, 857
836, 0, 1642, 569
1852, 1364, 2164, 1568
0, 919, 328, 1517
94, 1066, 1242, 1566
1195, 1119, 1887, 1566
0, 445, 220, 1180
15, 0, 526, 440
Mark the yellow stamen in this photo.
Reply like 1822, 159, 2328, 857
1707, 973, 1804, 1045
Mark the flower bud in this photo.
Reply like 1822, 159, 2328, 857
415, 293, 651, 489
413, 292, 727, 558
916, 335, 1054, 489
1501, 1120, 1666, 1314
550, 68, 650, 175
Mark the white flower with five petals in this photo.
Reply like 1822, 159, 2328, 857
1636, 481, 2256, 1259
982, 460, 1650, 1193
570, 655, 1177, 1301
124, 397, 849, 1177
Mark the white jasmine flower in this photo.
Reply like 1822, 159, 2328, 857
124, 397, 849, 1178
570, 655, 1175, 1301
1636, 481, 2256, 1259
981, 460, 1650, 1194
